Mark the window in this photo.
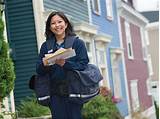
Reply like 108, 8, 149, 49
97, 50, 105, 65
106, 0, 113, 20
144, 30, 149, 45
85, 41, 93, 63
151, 81, 159, 104
147, 55, 153, 76
111, 54, 122, 98
142, 46, 148, 60
92, 0, 101, 15
99, 68, 108, 87
125, 21, 134, 59
140, 28, 147, 60
130, 80, 140, 111
85, 42, 91, 52
96, 47, 109, 88
123, 0, 128, 2
146, 78, 152, 95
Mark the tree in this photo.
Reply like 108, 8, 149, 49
0, 11, 15, 110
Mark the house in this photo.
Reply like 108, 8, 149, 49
4, 0, 100, 108
5, 0, 39, 106
141, 11, 159, 105
89, 0, 129, 118
117, 0, 156, 118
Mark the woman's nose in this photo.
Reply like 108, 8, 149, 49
55, 23, 59, 27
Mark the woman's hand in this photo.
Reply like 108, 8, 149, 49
55, 59, 65, 67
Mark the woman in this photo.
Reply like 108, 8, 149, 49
36, 11, 89, 119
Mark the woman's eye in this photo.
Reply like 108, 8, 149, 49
58, 21, 62, 23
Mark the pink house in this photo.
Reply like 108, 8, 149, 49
117, 0, 156, 118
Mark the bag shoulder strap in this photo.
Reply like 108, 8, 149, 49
64, 36, 76, 49
46, 38, 55, 51
46, 35, 76, 51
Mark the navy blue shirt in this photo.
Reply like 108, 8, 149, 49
36, 36, 89, 81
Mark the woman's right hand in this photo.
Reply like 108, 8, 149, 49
42, 58, 48, 66
55, 59, 65, 67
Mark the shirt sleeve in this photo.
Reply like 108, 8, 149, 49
63, 38, 89, 71
36, 42, 52, 75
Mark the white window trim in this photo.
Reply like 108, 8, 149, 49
144, 30, 149, 45
146, 78, 152, 95
32, 0, 45, 52
91, 0, 101, 15
99, 68, 108, 87
106, 0, 114, 21
140, 28, 148, 61
85, 41, 93, 63
97, 49, 106, 67
111, 53, 122, 98
125, 21, 134, 59
95, 42, 110, 88
130, 80, 140, 112
124, 0, 128, 2
147, 55, 153, 76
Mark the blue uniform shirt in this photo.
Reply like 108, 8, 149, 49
36, 36, 89, 81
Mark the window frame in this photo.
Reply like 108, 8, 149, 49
140, 28, 148, 61
106, 0, 113, 21
85, 41, 93, 63
130, 80, 140, 111
111, 54, 122, 98
147, 55, 153, 76
125, 21, 134, 59
91, 0, 101, 15
97, 49, 106, 67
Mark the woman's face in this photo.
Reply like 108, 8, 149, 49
50, 15, 68, 38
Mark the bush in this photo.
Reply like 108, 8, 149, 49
0, 114, 3, 119
82, 94, 123, 119
17, 97, 51, 118
0, 12, 15, 100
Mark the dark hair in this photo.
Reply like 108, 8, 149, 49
45, 11, 75, 39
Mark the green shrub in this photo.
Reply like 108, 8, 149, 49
17, 97, 51, 118
0, 114, 3, 119
0, 12, 15, 100
82, 94, 123, 119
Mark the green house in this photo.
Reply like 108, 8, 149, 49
5, 0, 89, 106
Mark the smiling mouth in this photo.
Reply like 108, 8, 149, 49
55, 28, 62, 31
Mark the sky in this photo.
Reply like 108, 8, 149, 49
134, 0, 159, 11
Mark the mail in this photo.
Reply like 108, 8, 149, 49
43, 48, 76, 66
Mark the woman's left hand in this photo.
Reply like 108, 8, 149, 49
55, 59, 66, 67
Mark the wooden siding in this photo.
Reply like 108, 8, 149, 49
120, 17, 152, 110
5, 0, 38, 105
43, 0, 89, 23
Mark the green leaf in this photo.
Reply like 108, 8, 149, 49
0, 13, 15, 99
82, 95, 123, 119
17, 96, 50, 117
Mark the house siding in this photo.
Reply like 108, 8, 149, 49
120, 17, 152, 110
5, 0, 38, 105
148, 28, 159, 81
43, 0, 89, 23
91, 0, 129, 117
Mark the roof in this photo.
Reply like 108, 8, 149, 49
141, 11, 159, 23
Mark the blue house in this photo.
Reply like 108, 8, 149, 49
89, 0, 129, 117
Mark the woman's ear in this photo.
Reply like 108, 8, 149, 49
65, 23, 68, 29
